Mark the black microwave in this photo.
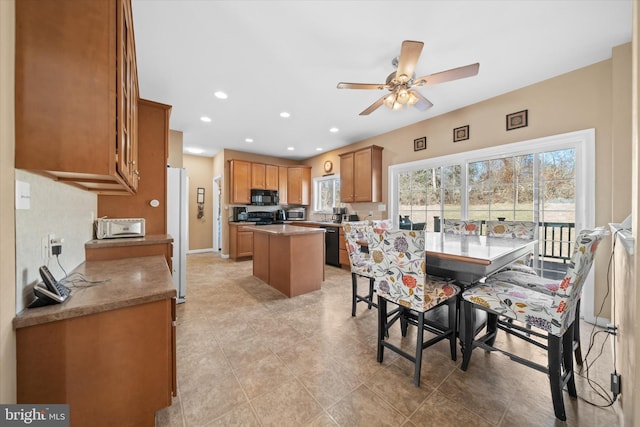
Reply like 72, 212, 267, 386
251, 189, 279, 206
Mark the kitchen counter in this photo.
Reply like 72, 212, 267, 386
14, 255, 176, 426
243, 223, 327, 235
85, 233, 173, 248
14, 255, 176, 329
247, 224, 325, 297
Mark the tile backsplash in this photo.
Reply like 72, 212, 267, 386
14, 170, 96, 312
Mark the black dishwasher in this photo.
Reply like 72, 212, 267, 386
321, 226, 341, 267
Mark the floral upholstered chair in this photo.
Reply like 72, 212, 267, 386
485, 220, 537, 275
442, 219, 481, 236
367, 228, 460, 387
460, 227, 608, 421
343, 221, 377, 316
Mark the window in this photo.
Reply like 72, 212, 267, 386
313, 175, 340, 212
390, 129, 597, 321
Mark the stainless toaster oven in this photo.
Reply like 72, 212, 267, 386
95, 218, 145, 239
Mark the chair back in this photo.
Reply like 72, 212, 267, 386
366, 228, 457, 312
555, 228, 608, 323
343, 221, 373, 272
372, 218, 393, 230
486, 220, 536, 240
443, 219, 481, 236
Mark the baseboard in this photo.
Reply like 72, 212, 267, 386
187, 248, 214, 254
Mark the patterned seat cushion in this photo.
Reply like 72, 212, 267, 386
367, 228, 460, 312
485, 221, 537, 275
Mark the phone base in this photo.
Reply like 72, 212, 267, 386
28, 294, 55, 308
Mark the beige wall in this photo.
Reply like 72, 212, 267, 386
304, 50, 631, 323
168, 129, 183, 168
0, 0, 16, 403
183, 154, 214, 251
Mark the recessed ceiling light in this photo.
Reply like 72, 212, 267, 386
287, 147, 295, 151
316, 148, 323, 151
245, 138, 254, 143
329, 127, 339, 133
280, 112, 290, 118
185, 147, 204, 154
214, 91, 228, 99
200, 116, 212, 123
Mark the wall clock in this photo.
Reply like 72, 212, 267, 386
323, 160, 333, 173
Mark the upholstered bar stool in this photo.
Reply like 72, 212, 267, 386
460, 227, 608, 421
367, 228, 460, 387
343, 221, 378, 316
485, 220, 537, 275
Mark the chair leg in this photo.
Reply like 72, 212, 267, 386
461, 300, 474, 371
400, 307, 408, 337
485, 313, 498, 347
368, 278, 375, 309
448, 297, 457, 361
573, 299, 583, 366
377, 296, 386, 363
351, 273, 358, 317
414, 311, 425, 387
563, 324, 577, 397
548, 334, 567, 421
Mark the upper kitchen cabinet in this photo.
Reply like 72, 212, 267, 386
250, 163, 279, 190
229, 160, 252, 204
278, 166, 288, 205
15, 0, 140, 195
287, 166, 311, 206
340, 145, 383, 203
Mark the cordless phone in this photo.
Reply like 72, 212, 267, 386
29, 266, 70, 307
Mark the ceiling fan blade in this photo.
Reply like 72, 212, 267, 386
395, 40, 424, 83
413, 63, 480, 87
410, 90, 433, 111
337, 82, 387, 90
359, 94, 387, 116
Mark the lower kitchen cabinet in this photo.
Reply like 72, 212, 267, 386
230, 223, 254, 259
14, 256, 176, 427
339, 227, 350, 270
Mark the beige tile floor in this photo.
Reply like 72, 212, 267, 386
156, 253, 621, 427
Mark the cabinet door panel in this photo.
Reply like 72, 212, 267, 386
237, 232, 254, 257
230, 160, 251, 204
354, 149, 372, 202
265, 165, 279, 190
340, 153, 355, 202
278, 167, 288, 205
251, 163, 266, 189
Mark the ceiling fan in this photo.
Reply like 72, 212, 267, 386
337, 40, 479, 116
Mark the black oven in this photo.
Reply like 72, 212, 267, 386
251, 189, 279, 206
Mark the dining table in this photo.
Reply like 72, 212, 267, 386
423, 232, 538, 288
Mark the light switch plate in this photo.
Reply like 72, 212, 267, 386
16, 180, 30, 210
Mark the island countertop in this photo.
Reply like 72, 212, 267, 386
14, 255, 176, 329
244, 224, 326, 236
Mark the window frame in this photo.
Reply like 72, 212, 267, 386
389, 128, 597, 322
312, 174, 341, 213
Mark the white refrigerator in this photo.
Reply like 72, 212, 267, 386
167, 167, 187, 303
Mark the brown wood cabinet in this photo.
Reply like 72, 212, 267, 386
278, 166, 288, 205
229, 223, 254, 259
15, 256, 176, 427
85, 235, 174, 271
15, 0, 140, 195
287, 166, 311, 205
98, 100, 171, 234
339, 227, 350, 269
266, 164, 279, 190
340, 145, 383, 203
251, 163, 266, 189
229, 160, 252, 204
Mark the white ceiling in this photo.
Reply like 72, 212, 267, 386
131, 0, 632, 160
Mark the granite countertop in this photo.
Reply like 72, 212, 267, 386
85, 233, 173, 248
14, 255, 176, 329
244, 224, 327, 236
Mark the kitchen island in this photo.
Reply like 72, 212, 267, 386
245, 224, 325, 297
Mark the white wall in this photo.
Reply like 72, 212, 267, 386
14, 171, 96, 312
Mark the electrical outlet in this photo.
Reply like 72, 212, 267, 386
368, 211, 373, 217
41, 236, 50, 261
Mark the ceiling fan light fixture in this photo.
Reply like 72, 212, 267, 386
396, 87, 410, 104
383, 93, 396, 109
407, 91, 418, 106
